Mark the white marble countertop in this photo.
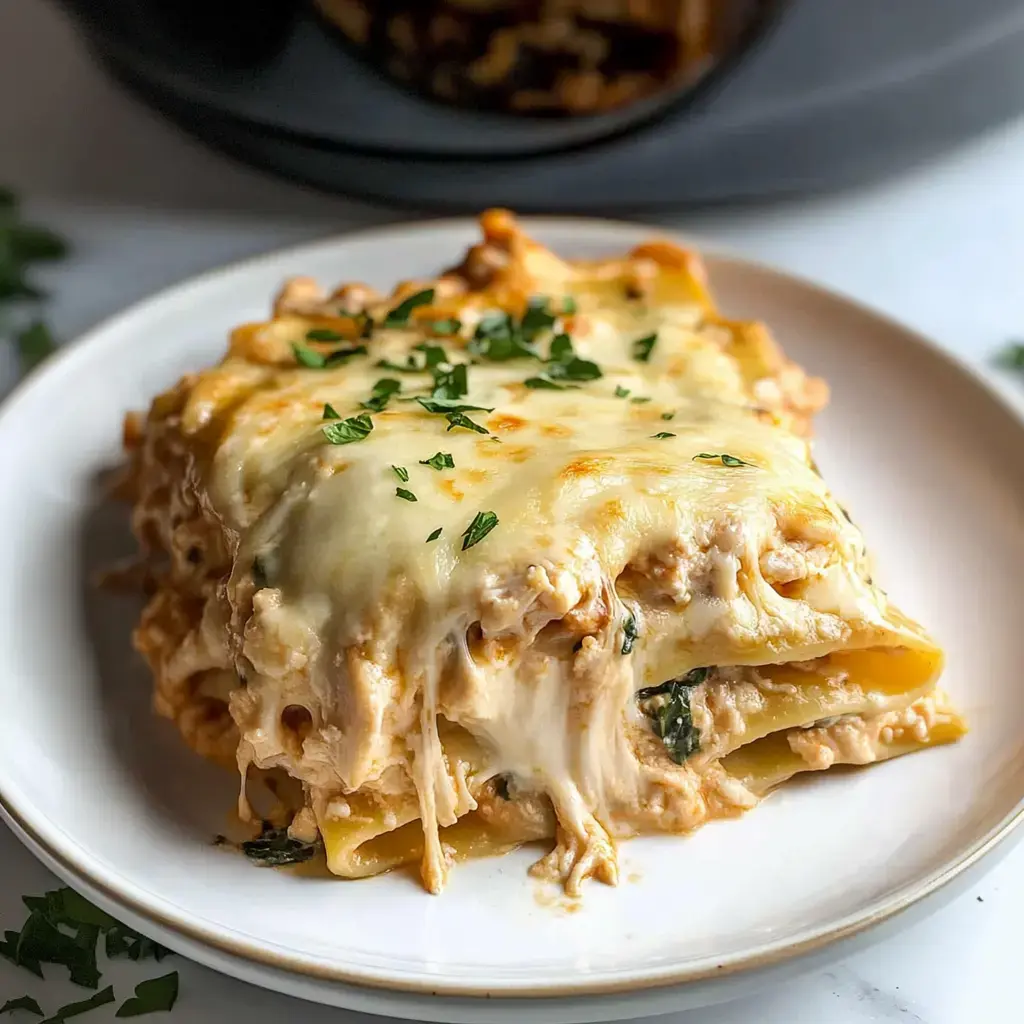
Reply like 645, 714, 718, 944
3, 3, 1024, 1021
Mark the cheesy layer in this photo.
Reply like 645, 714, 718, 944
125, 210, 964, 894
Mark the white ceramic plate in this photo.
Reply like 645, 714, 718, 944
1, 219, 1023, 1024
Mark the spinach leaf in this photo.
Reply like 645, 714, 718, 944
241, 822, 319, 867
115, 973, 179, 1018
637, 668, 709, 763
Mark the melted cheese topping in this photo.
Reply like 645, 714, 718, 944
126, 210, 963, 895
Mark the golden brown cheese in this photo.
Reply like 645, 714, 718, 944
125, 210, 963, 895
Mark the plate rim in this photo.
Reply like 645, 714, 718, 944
1, 214, 1023, 1000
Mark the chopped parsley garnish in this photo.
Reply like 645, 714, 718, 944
322, 413, 373, 445
620, 611, 639, 655
997, 340, 1024, 369
420, 451, 454, 471
461, 511, 499, 550
383, 288, 434, 327
632, 333, 658, 362
693, 452, 753, 467
549, 333, 573, 362
416, 397, 493, 415
630, 396, 652, 404
544, 333, 601, 382
651, 431, 676, 439
305, 327, 344, 342
241, 821, 319, 867
115, 973, 179, 1018
0, 996, 43, 1016
661, 412, 675, 421
520, 296, 558, 335
426, 527, 442, 542
396, 487, 417, 502
43, 986, 114, 1022
445, 411, 489, 434
413, 342, 448, 368
428, 317, 462, 335
561, 296, 578, 315
322, 403, 341, 420
361, 377, 401, 412
0, 886, 174, 1020
377, 341, 450, 375
292, 342, 367, 369
523, 333, 602, 388
392, 465, 409, 482
469, 312, 540, 362
15, 321, 56, 374
637, 668, 709, 763
615, 385, 631, 398
431, 362, 468, 400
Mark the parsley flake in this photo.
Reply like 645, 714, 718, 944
615, 385, 631, 398
428, 317, 462, 335
426, 527, 443, 542
693, 452, 753, 467
416, 397, 493, 415
461, 511, 499, 550
42, 986, 114, 1023
292, 342, 367, 368
431, 362, 468, 400
621, 611, 640, 655
392, 465, 409, 482
445, 411, 489, 434
420, 452, 454, 471
631, 396, 652, 404
383, 288, 434, 327
305, 327, 344, 342
651, 431, 676, 439
561, 296, 578, 315
469, 310, 542, 361
0, 996, 42, 1016
322, 403, 341, 420
632, 333, 657, 362
115, 973, 179, 1018
322, 413, 373, 445
520, 296, 558, 336
396, 487, 417, 502
361, 377, 401, 412
523, 376, 567, 390
661, 412, 675, 421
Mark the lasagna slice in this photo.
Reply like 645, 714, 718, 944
125, 210, 965, 895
